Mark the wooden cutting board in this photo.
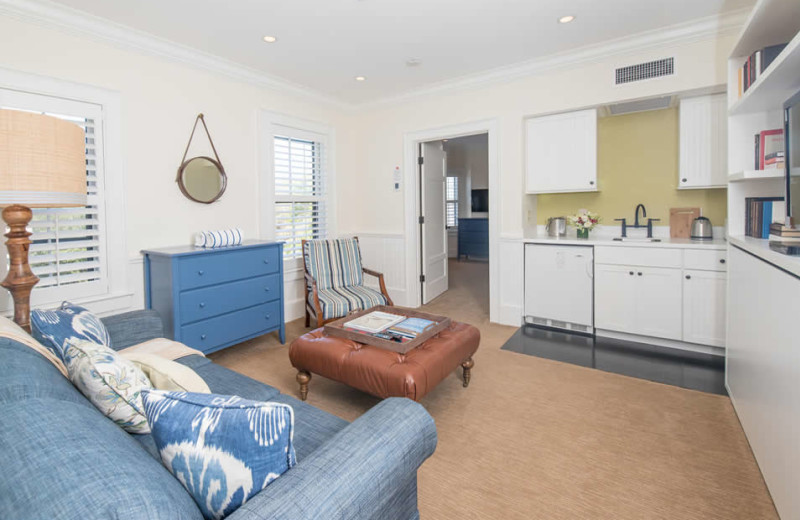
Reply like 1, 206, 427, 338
670, 207, 700, 238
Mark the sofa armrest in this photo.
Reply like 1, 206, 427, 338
101, 310, 165, 351
228, 397, 437, 520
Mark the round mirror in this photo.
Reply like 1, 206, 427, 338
177, 156, 227, 204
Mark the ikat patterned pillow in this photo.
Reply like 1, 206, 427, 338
63, 338, 151, 433
141, 390, 296, 520
31, 302, 112, 360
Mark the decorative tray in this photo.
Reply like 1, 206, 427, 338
323, 305, 452, 354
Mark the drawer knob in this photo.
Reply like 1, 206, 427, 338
199, 302, 206, 308
637, 272, 643, 276
263, 259, 270, 264
264, 287, 270, 292
198, 270, 205, 276
720, 259, 726, 264
200, 334, 207, 340
629, 271, 634, 276
265, 314, 271, 320
685, 275, 691, 280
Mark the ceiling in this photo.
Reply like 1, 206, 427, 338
47, 0, 754, 104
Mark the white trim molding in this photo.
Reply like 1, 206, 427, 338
0, 0, 347, 109
403, 119, 501, 321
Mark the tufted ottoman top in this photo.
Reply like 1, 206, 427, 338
289, 322, 480, 401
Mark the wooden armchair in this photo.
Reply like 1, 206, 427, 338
302, 237, 393, 328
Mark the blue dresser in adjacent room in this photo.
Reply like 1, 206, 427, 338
142, 241, 285, 354
458, 218, 489, 260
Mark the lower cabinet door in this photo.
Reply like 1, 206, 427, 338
634, 267, 683, 340
594, 264, 637, 333
682, 269, 726, 347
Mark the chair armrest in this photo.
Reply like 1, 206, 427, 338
101, 310, 165, 351
362, 268, 393, 306
304, 272, 322, 310
227, 398, 437, 520
361, 267, 382, 277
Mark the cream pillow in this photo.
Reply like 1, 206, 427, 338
121, 352, 210, 393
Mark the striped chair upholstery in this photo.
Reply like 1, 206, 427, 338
304, 238, 388, 320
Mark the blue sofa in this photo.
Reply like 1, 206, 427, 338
0, 310, 437, 519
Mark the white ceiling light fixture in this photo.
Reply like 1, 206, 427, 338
406, 58, 422, 67
355, 76, 366, 81
262, 35, 277, 43
558, 15, 576, 24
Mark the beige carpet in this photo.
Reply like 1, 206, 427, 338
210, 260, 777, 519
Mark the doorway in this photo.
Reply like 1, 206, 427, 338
418, 133, 490, 313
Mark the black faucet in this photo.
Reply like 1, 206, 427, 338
615, 204, 660, 238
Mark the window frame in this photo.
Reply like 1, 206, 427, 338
0, 67, 129, 315
258, 111, 336, 273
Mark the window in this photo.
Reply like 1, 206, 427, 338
273, 134, 327, 260
0, 89, 108, 304
446, 176, 459, 228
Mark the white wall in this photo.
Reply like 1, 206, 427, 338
0, 15, 353, 318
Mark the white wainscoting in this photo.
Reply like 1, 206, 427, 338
283, 265, 306, 323
357, 233, 409, 307
497, 236, 524, 326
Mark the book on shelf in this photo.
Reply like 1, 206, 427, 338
770, 223, 800, 239
754, 129, 785, 170
737, 43, 788, 99
745, 197, 784, 239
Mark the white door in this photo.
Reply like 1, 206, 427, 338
524, 244, 593, 327
594, 264, 637, 333
420, 141, 448, 304
525, 108, 598, 193
634, 267, 683, 340
683, 269, 726, 346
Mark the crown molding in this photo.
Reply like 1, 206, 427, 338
0, 0, 351, 110
358, 8, 750, 110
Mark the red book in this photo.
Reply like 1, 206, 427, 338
759, 129, 784, 169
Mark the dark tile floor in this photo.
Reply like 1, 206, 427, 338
501, 325, 727, 395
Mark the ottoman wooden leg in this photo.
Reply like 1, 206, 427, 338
461, 358, 474, 388
297, 370, 311, 401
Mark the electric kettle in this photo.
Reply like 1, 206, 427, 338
546, 217, 567, 237
690, 216, 713, 240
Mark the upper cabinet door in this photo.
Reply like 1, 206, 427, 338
526, 108, 598, 193
679, 94, 728, 189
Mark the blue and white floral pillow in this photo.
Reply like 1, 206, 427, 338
141, 390, 296, 520
31, 302, 111, 360
64, 338, 152, 433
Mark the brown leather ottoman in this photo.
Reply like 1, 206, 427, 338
289, 322, 480, 401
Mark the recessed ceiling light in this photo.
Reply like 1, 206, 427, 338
558, 15, 575, 24
262, 35, 277, 43
355, 76, 366, 82
406, 58, 422, 67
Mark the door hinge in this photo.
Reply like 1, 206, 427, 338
418, 216, 425, 224
419, 274, 426, 282
418, 156, 424, 165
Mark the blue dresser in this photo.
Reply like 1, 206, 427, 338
457, 218, 489, 260
142, 241, 285, 354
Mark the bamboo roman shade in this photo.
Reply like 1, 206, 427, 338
0, 109, 87, 208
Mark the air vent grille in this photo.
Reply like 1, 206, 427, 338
615, 57, 674, 85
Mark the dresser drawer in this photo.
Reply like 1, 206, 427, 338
683, 249, 727, 271
594, 246, 682, 268
179, 246, 280, 290
180, 300, 281, 352
180, 273, 281, 324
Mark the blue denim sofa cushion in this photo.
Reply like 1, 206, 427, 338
31, 302, 111, 359
142, 390, 297, 520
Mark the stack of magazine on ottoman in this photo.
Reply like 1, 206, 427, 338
345, 310, 436, 343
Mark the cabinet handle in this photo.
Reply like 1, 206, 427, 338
199, 302, 206, 308
637, 272, 643, 276
685, 275, 691, 280
681, 178, 687, 183
197, 270, 204, 276
720, 259, 726, 264
200, 334, 207, 340
589, 180, 595, 186
629, 271, 634, 276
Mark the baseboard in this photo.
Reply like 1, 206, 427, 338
595, 329, 725, 356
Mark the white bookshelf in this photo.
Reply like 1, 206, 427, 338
727, 169, 784, 182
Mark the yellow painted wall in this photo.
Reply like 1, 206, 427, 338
536, 107, 727, 226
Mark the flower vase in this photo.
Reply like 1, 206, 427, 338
576, 228, 589, 239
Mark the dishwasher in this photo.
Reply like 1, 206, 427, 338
523, 243, 593, 333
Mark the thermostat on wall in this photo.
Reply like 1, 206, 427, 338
393, 166, 401, 191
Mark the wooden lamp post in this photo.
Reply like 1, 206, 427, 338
0, 109, 86, 332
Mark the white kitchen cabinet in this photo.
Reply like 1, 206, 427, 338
679, 94, 727, 189
635, 267, 683, 340
682, 269, 726, 346
525, 109, 597, 193
595, 264, 681, 340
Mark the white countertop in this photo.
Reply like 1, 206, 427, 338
728, 235, 800, 278
522, 235, 728, 250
